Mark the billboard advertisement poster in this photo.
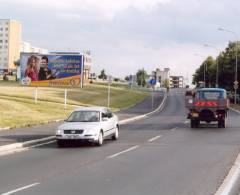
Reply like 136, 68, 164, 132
20, 53, 83, 87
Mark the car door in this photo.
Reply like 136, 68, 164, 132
106, 109, 115, 135
101, 109, 112, 137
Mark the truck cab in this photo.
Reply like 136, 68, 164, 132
185, 88, 229, 128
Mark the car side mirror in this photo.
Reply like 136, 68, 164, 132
102, 117, 109, 122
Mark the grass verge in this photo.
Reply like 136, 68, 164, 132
231, 104, 240, 111
0, 81, 149, 128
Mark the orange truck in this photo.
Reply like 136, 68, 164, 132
185, 88, 229, 128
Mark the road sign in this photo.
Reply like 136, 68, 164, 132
234, 84, 239, 90
234, 81, 239, 85
107, 75, 113, 84
149, 79, 156, 86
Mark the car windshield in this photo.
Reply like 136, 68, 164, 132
66, 111, 100, 122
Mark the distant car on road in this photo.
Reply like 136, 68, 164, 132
56, 107, 119, 147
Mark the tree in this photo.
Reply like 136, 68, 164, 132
98, 69, 107, 80
125, 76, 130, 81
193, 56, 216, 87
114, 78, 120, 82
136, 69, 147, 87
163, 79, 170, 88
14, 59, 20, 67
193, 41, 240, 91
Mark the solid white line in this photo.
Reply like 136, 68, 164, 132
148, 135, 162, 143
107, 145, 139, 159
215, 152, 240, 195
1, 183, 40, 195
229, 107, 240, 115
0, 141, 56, 157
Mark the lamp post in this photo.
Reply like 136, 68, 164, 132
218, 28, 238, 104
195, 53, 207, 87
204, 44, 220, 88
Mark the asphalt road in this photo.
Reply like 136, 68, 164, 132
0, 91, 163, 146
0, 89, 240, 195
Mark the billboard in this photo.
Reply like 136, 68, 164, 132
20, 53, 83, 87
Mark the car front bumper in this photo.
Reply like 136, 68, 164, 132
56, 134, 98, 142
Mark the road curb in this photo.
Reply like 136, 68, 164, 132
0, 127, 10, 131
119, 92, 167, 125
215, 152, 240, 195
0, 136, 56, 156
0, 92, 167, 155
229, 107, 240, 115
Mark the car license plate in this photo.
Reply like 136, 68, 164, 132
67, 135, 78, 139
192, 113, 199, 117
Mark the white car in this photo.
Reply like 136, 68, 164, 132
56, 107, 119, 147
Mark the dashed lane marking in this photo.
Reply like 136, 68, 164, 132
148, 135, 162, 143
107, 145, 140, 159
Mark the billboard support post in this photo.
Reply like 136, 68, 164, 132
107, 75, 112, 108
151, 88, 154, 110
34, 87, 38, 103
108, 83, 111, 108
80, 54, 84, 88
64, 89, 67, 110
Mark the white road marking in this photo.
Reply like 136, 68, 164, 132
29, 140, 56, 148
1, 183, 40, 195
171, 127, 178, 131
184, 120, 189, 124
148, 135, 162, 143
215, 152, 240, 195
107, 145, 139, 159
0, 141, 56, 157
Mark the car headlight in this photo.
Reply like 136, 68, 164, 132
56, 130, 62, 134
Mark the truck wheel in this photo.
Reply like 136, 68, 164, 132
218, 119, 226, 128
191, 120, 200, 128
190, 120, 195, 128
195, 120, 200, 128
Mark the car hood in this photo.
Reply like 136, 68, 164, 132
58, 122, 101, 130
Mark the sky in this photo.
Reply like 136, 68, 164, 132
1, 0, 240, 82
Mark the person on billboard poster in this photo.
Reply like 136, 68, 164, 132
24, 55, 38, 81
38, 56, 54, 80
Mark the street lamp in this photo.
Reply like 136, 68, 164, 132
204, 44, 220, 88
218, 28, 238, 104
195, 53, 207, 87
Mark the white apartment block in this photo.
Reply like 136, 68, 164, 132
170, 76, 184, 88
151, 68, 170, 87
0, 19, 21, 71
20, 41, 48, 54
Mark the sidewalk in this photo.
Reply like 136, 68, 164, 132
0, 91, 164, 147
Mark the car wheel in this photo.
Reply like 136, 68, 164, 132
57, 140, 65, 148
112, 125, 119, 140
96, 131, 104, 146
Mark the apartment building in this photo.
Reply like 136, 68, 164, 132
170, 76, 184, 88
151, 68, 170, 87
0, 19, 21, 72
20, 41, 48, 54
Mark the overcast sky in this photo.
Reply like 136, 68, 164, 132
1, 0, 240, 82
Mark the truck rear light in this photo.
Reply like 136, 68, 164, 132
195, 101, 218, 107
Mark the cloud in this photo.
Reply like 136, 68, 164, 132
1, 0, 171, 19
0, 0, 240, 83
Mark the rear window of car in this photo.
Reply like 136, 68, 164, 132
196, 91, 226, 100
